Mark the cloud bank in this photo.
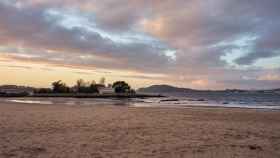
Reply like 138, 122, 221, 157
0, 0, 280, 89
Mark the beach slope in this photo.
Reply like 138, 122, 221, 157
0, 102, 280, 158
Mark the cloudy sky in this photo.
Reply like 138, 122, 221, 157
0, 0, 280, 89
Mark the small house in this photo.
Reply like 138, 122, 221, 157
0, 85, 34, 95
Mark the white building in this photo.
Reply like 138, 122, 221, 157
98, 87, 115, 94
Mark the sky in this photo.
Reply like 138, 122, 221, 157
0, 0, 280, 89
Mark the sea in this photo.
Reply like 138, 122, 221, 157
2, 92, 280, 110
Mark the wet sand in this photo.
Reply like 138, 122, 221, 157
0, 102, 280, 158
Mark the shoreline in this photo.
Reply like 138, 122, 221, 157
1, 97, 280, 111
0, 93, 165, 98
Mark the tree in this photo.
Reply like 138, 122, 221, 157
52, 80, 70, 93
90, 80, 96, 85
89, 82, 99, 93
112, 81, 131, 93
75, 79, 99, 93
36, 88, 52, 94
76, 79, 86, 92
99, 77, 106, 85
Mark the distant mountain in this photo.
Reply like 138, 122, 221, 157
137, 85, 195, 93
138, 85, 280, 94
272, 88, 280, 92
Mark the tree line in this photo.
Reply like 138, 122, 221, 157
35, 78, 135, 94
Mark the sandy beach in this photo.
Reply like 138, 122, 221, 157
0, 102, 280, 158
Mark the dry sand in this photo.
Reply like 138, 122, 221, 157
0, 102, 280, 158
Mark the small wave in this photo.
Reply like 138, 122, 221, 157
7, 99, 53, 105
187, 98, 207, 102
160, 98, 180, 102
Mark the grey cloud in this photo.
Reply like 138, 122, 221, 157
235, 22, 280, 65
1, 65, 33, 70
0, 2, 173, 73
235, 49, 280, 65
1, 0, 280, 89
73, 71, 95, 75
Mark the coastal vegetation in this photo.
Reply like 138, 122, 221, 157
0, 78, 163, 98
112, 81, 135, 93
51, 80, 71, 93
35, 77, 134, 94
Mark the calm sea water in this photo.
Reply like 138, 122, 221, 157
2, 92, 280, 110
